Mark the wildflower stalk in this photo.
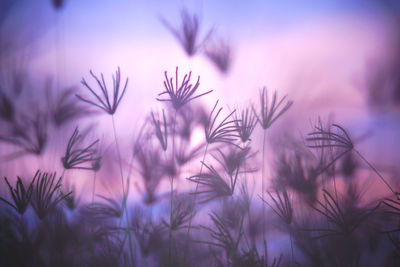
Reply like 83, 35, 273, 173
111, 115, 134, 266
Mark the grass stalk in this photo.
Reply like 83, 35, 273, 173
91, 171, 97, 203
111, 115, 134, 266
261, 130, 267, 260
183, 142, 209, 264
354, 149, 398, 198
169, 110, 178, 263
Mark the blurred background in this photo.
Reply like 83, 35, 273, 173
1, 0, 399, 194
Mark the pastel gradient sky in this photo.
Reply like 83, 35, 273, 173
1, 0, 399, 196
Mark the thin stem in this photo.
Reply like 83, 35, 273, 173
290, 231, 294, 265
262, 130, 267, 260
111, 115, 134, 266
92, 171, 97, 203
112, 115, 126, 197
354, 149, 397, 197
183, 142, 209, 264
169, 110, 178, 263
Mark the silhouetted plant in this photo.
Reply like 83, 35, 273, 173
161, 8, 213, 56
31, 170, 71, 220
205, 37, 231, 73
205, 100, 238, 145
252, 87, 293, 258
199, 211, 244, 262
234, 106, 257, 144
157, 67, 212, 111
62, 126, 99, 170
162, 195, 195, 231
204, 37, 231, 73
77, 67, 128, 115
307, 189, 380, 239
0, 175, 35, 214
252, 87, 293, 131
187, 162, 235, 203
262, 188, 293, 226
307, 123, 398, 197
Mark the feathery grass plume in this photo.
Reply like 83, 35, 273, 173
199, 211, 244, 262
308, 117, 337, 178
234, 106, 257, 143
0, 91, 14, 122
187, 162, 234, 203
252, 87, 293, 130
204, 37, 231, 73
77, 67, 128, 115
161, 8, 213, 56
306, 122, 399, 197
262, 188, 293, 226
162, 195, 195, 231
62, 126, 99, 170
157, 67, 212, 110
204, 100, 239, 145
0, 176, 35, 214
151, 109, 168, 151
307, 123, 354, 167
47, 87, 92, 126
31, 170, 71, 220
306, 189, 380, 239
